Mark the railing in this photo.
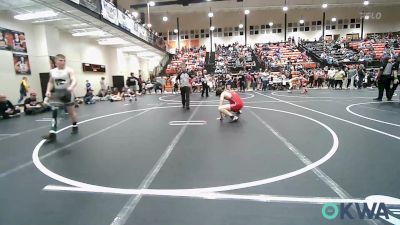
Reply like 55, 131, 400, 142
61, 0, 166, 51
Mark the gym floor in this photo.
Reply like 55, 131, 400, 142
0, 89, 399, 225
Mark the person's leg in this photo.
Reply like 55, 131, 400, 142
206, 85, 209, 97
185, 86, 190, 109
376, 79, 384, 100
347, 79, 351, 88
201, 84, 205, 97
43, 106, 58, 141
180, 87, 185, 108
66, 104, 78, 134
384, 78, 392, 100
218, 104, 233, 118
18, 92, 25, 104
340, 80, 343, 89
389, 83, 398, 100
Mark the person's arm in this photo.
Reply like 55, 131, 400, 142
45, 76, 54, 97
67, 68, 77, 91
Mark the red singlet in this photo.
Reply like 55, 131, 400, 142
227, 91, 244, 112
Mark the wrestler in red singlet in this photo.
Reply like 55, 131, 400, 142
227, 91, 244, 112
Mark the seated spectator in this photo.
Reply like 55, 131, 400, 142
110, 88, 123, 102
84, 89, 96, 104
24, 92, 50, 115
0, 94, 21, 119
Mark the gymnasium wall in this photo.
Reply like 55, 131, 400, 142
0, 14, 159, 103
150, 5, 400, 50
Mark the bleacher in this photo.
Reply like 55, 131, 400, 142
165, 47, 206, 75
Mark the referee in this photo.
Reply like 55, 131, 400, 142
375, 57, 397, 101
177, 68, 191, 110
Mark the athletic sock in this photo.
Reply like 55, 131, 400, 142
50, 107, 58, 133
72, 122, 78, 127
230, 116, 234, 119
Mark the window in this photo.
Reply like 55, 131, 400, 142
350, 24, 355, 29
250, 31, 254, 35
261, 25, 265, 29
228, 32, 232, 36
305, 27, 310, 31
338, 19, 343, 24
344, 24, 348, 29
331, 25, 336, 30
311, 27, 316, 31
235, 27, 239, 31
300, 27, 304, 31
288, 23, 292, 27
317, 20, 322, 25
240, 31, 244, 35
350, 18, 356, 23
190, 30, 194, 34
205, 34, 209, 38
277, 28, 282, 33
266, 25, 271, 29
255, 30, 259, 35
163, 37, 167, 41
356, 24, 361, 28
224, 33, 228, 36
218, 28, 222, 32
326, 26, 330, 30
293, 27, 298, 32
201, 29, 205, 33
250, 25, 254, 30
312, 21, 317, 26
195, 34, 199, 39
272, 29, 277, 33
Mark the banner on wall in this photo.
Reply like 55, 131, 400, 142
101, 0, 118, 25
11, 30, 27, 53
0, 28, 27, 52
13, 54, 31, 75
80, 0, 101, 14
118, 10, 133, 32
0, 27, 10, 50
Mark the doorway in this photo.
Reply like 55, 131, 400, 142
112, 75, 125, 91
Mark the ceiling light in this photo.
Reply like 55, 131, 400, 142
132, 11, 139, 18
238, 24, 243, 29
210, 26, 215, 31
322, 3, 328, 8
363, 0, 369, 5
72, 30, 107, 37
162, 16, 168, 21
148, 1, 155, 6
364, 15, 370, 20
244, 9, 250, 15
299, 19, 304, 24
269, 22, 274, 27
120, 46, 146, 52
98, 38, 129, 45
208, 12, 214, 17
174, 29, 178, 33
282, 6, 288, 11
147, 23, 152, 28
14, 10, 58, 20
331, 17, 337, 22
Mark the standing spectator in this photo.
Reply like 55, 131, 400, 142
347, 66, 357, 89
0, 94, 21, 119
375, 57, 397, 101
99, 77, 107, 97
85, 80, 92, 93
201, 74, 209, 98
177, 68, 190, 110
239, 72, 246, 92
327, 67, 336, 89
357, 64, 366, 89
138, 75, 143, 94
126, 73, 138, 101
18, 76, 29, 104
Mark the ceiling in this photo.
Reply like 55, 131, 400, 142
0, 0, 164, 58
117, 0, 400, 13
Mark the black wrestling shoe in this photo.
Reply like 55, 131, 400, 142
71, 126, 79, 134
373, 98, 382, 101
42, 133, 56, 143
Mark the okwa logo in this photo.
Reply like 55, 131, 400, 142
321, 195, 400, 225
